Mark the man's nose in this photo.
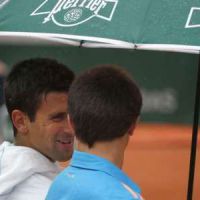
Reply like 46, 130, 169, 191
63, 120, 75, 135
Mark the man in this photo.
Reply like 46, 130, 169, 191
0, 58, 75, 200
46, 65, 144, 200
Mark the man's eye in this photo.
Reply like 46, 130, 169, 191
50, 113, 67, 122
52, 116, 63, 122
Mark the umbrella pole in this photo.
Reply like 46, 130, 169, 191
187, 54, 200, 200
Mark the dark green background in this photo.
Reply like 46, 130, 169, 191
0, 45, 198, 125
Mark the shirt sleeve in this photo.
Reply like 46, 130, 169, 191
8, 173, 53, 200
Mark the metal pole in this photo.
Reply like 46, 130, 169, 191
187, 54, 200, 200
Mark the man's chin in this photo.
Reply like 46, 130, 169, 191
55, 152, 73, 162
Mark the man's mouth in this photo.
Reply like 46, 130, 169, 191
56, 139, 72, 144
56, 137, 74, 149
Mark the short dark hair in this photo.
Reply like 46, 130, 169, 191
68, 65, 142, 148
4, 58, 75, 135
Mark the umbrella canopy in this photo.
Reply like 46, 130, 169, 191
0, 0, 200, 53
0, 1, 199, 200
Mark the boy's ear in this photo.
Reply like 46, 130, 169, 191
128, 118, 139, 136
128, 123, 136, 136
67, 114, 75, 132
11, 110, 29, 134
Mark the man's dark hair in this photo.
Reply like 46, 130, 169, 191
4, 58, 75, 135
68, 65, 142, 148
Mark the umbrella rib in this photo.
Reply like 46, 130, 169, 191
1, 32, 200, 54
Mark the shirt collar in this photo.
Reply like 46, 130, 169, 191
70, 150, 140, 193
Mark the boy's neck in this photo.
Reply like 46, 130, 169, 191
76, 135, 129, 169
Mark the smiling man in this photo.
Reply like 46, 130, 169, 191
0, 58, 75, 200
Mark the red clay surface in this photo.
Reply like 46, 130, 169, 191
123, 123, 200, 200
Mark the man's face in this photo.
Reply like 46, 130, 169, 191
26, 92, 74, 162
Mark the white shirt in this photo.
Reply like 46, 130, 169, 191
0, 141, 61, 200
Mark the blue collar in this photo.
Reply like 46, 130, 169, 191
70, 150, 141, 193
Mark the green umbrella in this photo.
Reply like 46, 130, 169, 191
0, 1, 199, 199
0, 0, 200, 51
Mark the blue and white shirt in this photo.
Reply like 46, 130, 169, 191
46, 150, 144, 200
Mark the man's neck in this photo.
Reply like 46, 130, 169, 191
76, 135, 129, 169
14, 135, 30, 147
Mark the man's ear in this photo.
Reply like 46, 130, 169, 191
11, 110, 29, 134
67, 114, 75, 132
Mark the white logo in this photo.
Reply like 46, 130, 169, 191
31, 0, 118, 27
0, 0, 9, 9
185, 7, 200, 28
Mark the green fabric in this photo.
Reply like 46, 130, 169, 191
0, 0, 200, 47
